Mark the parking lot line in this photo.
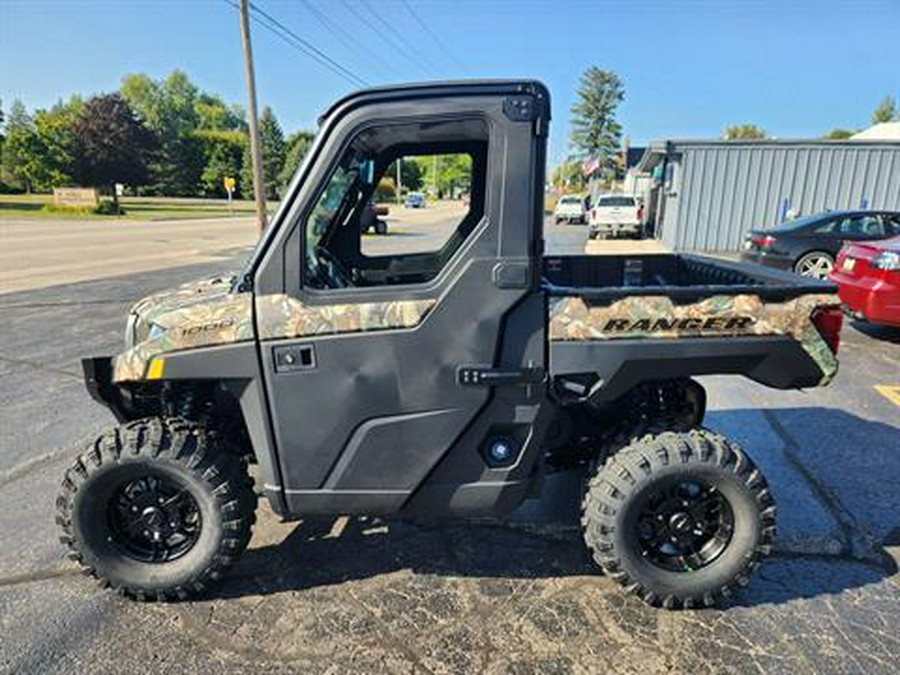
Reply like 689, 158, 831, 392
873, 385, 900, 407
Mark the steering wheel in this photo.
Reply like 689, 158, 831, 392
313, 246, 353, 288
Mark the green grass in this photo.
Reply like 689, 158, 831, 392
0, 193, 267, 221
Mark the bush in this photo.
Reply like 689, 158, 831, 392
374, 177, 396, 202
94, 199, 122, 215
40, 199, 124, 216
0, 182, 26, 195
42, 203, 93, 215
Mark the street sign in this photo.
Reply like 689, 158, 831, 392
224, 177, 236, 214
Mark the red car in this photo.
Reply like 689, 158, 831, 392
829, 235, 900, 327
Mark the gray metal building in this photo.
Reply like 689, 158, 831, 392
634, 139, 900, 253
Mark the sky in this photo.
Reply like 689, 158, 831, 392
1, 0, 898, 169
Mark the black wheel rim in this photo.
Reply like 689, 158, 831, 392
635, 478, 734, 572
107, 473, 202, 563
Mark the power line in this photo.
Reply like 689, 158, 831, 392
350, 0, 441, 78
298, 0, 401, 79
223, 0, 369, 88
399, 0, 467, 74
249, 1, 370, 87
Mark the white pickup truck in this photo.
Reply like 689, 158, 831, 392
589, 194, 642, 239
553, 194, 586, 224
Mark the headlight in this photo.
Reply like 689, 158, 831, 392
147, 323, 167, 341
871, 251, 900, 271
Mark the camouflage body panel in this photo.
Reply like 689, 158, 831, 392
112, 294, 254, 382
112, 277, 436, 382
549, 293, 840, 384
256, 294, 436, 340
129, 273, 237, 340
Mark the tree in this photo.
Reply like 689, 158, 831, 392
278, 130, 314, 192
551, 160, 587, 193
0, 99, 5, 177
70, 94, 155, 208
824, 128, 855, 139
241, 106, 286, 200
722, 124, 767, 140
195, 93, 245, 132
120, 70, 202, 195
1, 100, 42, 192
196, 130, 245, 197
31, 96, 84, 189
872, 95, 897, 124
388, 157, 424, 193
412, 153, 471, 198
569, 67, 625, 180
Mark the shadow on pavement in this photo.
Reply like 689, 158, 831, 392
208, 406, 897, 608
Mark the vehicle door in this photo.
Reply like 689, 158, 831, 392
251, 87, 548, 514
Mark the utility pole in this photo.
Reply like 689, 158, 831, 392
238, 0, 267, 235
395, 159, 402, 204
432, 154, 437, 197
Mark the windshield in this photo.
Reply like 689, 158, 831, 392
306, 159, 360, 255
598, 196, 635, 207
560, 196, 581, 204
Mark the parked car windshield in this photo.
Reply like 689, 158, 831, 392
598, 196, 635, 207
560, 196, 581, 204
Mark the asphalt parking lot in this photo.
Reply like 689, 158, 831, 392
0, 217, 898, 673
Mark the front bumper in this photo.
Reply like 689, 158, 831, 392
82, 357, 128, 422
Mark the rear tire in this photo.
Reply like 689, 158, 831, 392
56, 417, 256, 600
794, 251, 834, 279
581, 428, 774, 609
374, 219, 387, 235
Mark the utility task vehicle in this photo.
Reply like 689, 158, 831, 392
59, 81, 843, 608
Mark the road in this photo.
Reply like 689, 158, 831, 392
0, 216, 897, 673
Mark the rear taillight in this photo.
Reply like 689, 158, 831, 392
871, 250, 900, 271
750, 234, 777, 248
811, 306, 843, 355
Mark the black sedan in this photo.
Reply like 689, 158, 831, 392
741, 210, 900, 279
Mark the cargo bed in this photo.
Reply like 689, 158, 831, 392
543, 254, 841, 402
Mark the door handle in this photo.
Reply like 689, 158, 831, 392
273, 344, 316, 373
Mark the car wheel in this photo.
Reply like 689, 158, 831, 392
794, 251, 834, 279
374, 220, 387, 235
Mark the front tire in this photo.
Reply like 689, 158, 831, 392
581, 428, 774, 608
56, 417, 256, 600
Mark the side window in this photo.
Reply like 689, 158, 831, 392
360, 151, 476, 258
839, 215, 884, 238
882, 214, 900, 236
302, 118, 487, 290
812, 219, 836, 234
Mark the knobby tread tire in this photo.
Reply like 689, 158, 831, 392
581, 427, 775, 609
56, 417, 256, 601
